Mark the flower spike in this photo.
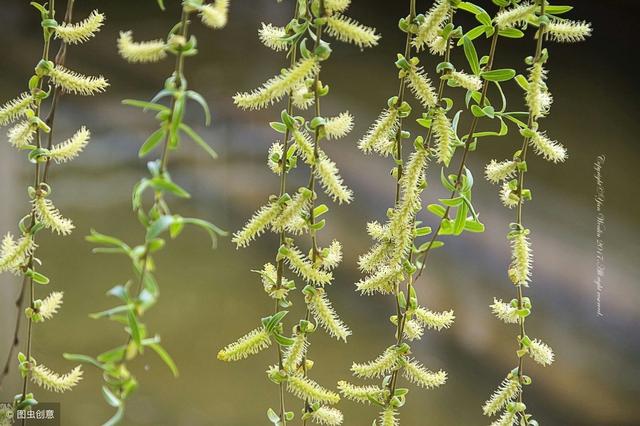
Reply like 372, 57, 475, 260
49, 65, 109, 96
118, 31, 167, 63
48, 126, 91, 163
325, 14, 380, 49
233, 57, 320, 110
199, 0, 230, 29
54, 10, 105, 44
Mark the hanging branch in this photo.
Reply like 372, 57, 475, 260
218, 0, 379, 424
483, 2, 591, 425
0, 0, 107, 422
340, 0, 540, 423
63, 1, 229, 424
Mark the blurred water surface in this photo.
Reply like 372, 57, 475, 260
1, 1, 639, 425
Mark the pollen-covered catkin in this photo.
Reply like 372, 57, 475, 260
0, 1, 109, 408
222, 3, 376, 422
484, 3, 590, 424
233, 57, 320, 110
117, 31, 167, 63
81, 3, 227, 423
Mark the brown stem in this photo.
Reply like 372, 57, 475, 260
414, 19, 502, 282
0, 276, 28, 388
302, 4, 325, 422
16, 1, 60, 417
514, 2, 546, 422
271, 3, 302, 423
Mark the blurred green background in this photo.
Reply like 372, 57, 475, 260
1, 1, 638, 425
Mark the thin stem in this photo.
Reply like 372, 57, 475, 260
414, 19, 502, 282
42, 0, 74, 183
387, 0, 417, 401
114, 8, 193, 379
17, 1, 59, 414
0, 277, 28, 388
514, 2, 546, 421
302, 3, 325, 422
160, 9, 191, 174
271, 4, 302, 424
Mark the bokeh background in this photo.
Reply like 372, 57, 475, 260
1, 1, 638, 425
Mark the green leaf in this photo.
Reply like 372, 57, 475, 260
545, 5, 573, 15
103, 406, 125, 426
102, 386, 122, 408
464, 220, 485, 233
127, 311, 142, 347
90, 305, 131, 320
471, 118, 508, 138
267, 408, 281, 424
180, 217, 227, 247
457, 2, 487, 16
97, 346, 126, 363
453, 203, 469, 235
149, 88, 173, 105
471, 104, 484, 118
149, 343, 179, 377
515, 74, 529, 91
483, 105, 495, 118
26, 269, 49, 285
179, 123, 218, 159
439, 197, 464, 207
131, 178, 151, 212
498, 28, 524, 38
122, 99, 169, 112
440, 168, 456, 191
481, 69, 516, 82
475, 11, 492, 26
146, 215, 177, 240
168, 95, 185, 149
418, 240, 444, 251
461, 25, 488, 43
139, 128, 166, 158
185, 90, 211, 126
462, 36, 480, 75
265, 311, 288, 333
63, 353, 105, 370
149, 177, 191, 198
273, 332, 296, 347
415, 226, 432, 237
313, 204, 329, 218
30, 2, 48, 18
427, 204, 446, 218
270, 122, 287, 134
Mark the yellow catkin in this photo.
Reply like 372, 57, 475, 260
31, 364, 82, 393
217, 327, 271, 362
48, 126, 90, 163
199, 0, 230, 29
287, 374, 341, 405
325, 14, 380, 49
117, 31, 167, 63
233, 57, 320, 110
0, 92, 35, 126
49, 65, 109, 96
307, 289, 351, 341
258, 23, 288, 51
482, 377, 521, 416
54, 10, 105, 44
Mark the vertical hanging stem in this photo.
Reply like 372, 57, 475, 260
302, 2, 325, 422
513, 1, 546, 422
273, 3, 302, 423
17, 0, 59, 413
414, 18, 502, 282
